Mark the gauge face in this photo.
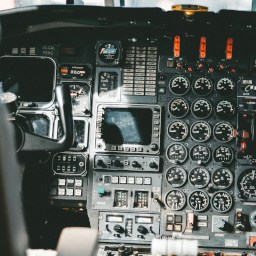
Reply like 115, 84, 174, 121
168, 121, 189, 141
166, 167, 187, 187
0, 92, 17, 104
189, 167, 210, 188
215, 78, 235, 97
192, 77, 213, 96
213, 122, 234, 143
213, 145, 233, 165
169, 75, 190, 95
212, 168, 233, 189
68, 82, 90, 114
188, 190, 209, 212
166, 143, 188, 164
191, 121, 211, 142
169, 98, 189, 118
237, 169, 256, 199
98, 43, 120, 64
211, 191, 233, 213
215, 100, 236, 119
191, 99, 212, 119
190, 144, 211, 165
165, 189, 186, 210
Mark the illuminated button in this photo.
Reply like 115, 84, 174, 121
127, 177, 135, 184
60, 66, 69, 76
130, 147, 136, 152
67, 165, 71, 172
72, 166, 76, 172
144, 177, 152, 185
124, 160, 129, 165
124, 147, 130, 152
57, 155, 61, 161
167, 215, 175, 223
136, 177, 143, 185
154, 121, 160, 125
107, 159, 112, 165
75, 189, 82, 197
58, 188, 65, 196
111, 176, 119, 184
111, 146, 117, 151
153, 134, 159, 138
154, 114, 160, 119
75, 179, 83, 187
63, 155, 67, 161
174, 224, 182, 232
12, 48, 19, 54
61, 166, 66, 171
66, 188, 74, 196
118, 146, 123, 151
58, 179, 66, 186
120, 177, 127, 184
145, 92, 156, 96
166, 224, 174, 231
137, 147, 143, 152
67, 155, 72, 161
57, 166, 61, 171
134, 92, 144, 96
67, 179, 75, 186
175, 215, 182, 223
104, 176, 111, 184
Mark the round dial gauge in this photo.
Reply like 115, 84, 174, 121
169, 98, 189, 118
215, 100, 236, 119
168, 121, 189, 141
238, 169, 256, 199
191, 121, 211, 142
191, 99, 212, 119
166, 143, 188, 164
69, 83, 90, 113
188, 190, 209, 212
212, 168, 233, 189
213, 122, 234, 143
215, 78, 235, 97
169, 75, 190, 95
213, 145, 233, 165
190, 144, 211, 165
98, 43, 120, 64
192, 77, 213, 96
189, 167, 210, 188
166, 166, 187, 187
211, 191, 233, 213
165, 189, 186, 210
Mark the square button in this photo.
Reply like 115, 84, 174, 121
167, 215, 175, 223
175, 215, 182, 223
75, 189, 82, 197
136, 177, 143, 185
58, 179, 66, 186
67, 179, 75, 186
127, 177, 135, 184
120, 177, 127, 184
112, 176, 119, 184
166, 224, 174, 231
58, 188, 65, 196
144, 177, 152, 185
174, 224, 182, 232
75, 179, 83, 187
66, 188, 74, 196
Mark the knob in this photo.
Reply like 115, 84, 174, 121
113, 224, 124, 234
118, 244, 126, 256
149, 161, 157, 169
137, 225, 148, 235
151, 143, 158, 151
235, 212, 249, 231
97, 159, 105, 167
132, 161, 140, 168
218, 219, 233, 232
114, 160, 122, 167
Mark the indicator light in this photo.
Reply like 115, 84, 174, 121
174, 35, 181, 58
200, 36, 207, 59
226, 38, 233, 60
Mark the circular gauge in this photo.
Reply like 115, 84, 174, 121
0, 92, 17, 104
212, 168, 233, 189
188, 190, 209, 212
69, 82, 90, 114
215, 78, 235, 97
168, 121, 189, 141
190, 144, 211, 165
215, 100, 236, 119
211, 191, 233, 213
213, 122, 234, 143
192, 77, 213, 96
213, 145, 233, 165
169, 98, 190, 118
98, 42, 120, 64
237, 169, 256, 199
169, 75, 190, 95
166, 166, 187, 187
190, 121, 211, 142
165, 189, 186, 210
189, 167, 210, 188
166, 143, 188, 164
191, 99, 212, 119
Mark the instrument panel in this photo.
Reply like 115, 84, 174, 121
3, 14, 256, 255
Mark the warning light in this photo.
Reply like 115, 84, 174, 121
226, 38, 233, 60
174, 36, 181, 58
200, 36, 207, 59
60, 66, 69, 76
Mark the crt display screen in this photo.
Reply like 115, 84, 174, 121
103, 108, 152, 145
0, 57, 55, 102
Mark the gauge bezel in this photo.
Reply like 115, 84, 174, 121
188, 167, 210, 188
215, 77, 236, 97
192, 76, 213, 96
190, 144, 211, 165
166, 166, 187, 187
191, 98, 212, 119
166, 143, 188, 164
188, 190, 210, 212
168, 98, 190, 118
169, 75, 190, 96
213, 145, 234, 166
212, 168, 233, 189
167, 120, 189, 141
211, 191, 233, 213
237, 169, 256, 200
190, 121, 212, 142
213, 121, 234, 143
214, 100, 236, 120
165, 189, 187, 211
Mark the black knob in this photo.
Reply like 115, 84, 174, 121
137, 225, 148, 235
149, 161, 157, 169
97, 159, 104, 166
151, 143, 158, 151
218, 219, 233, 232
132, 161, 140, 167
114, 160, 122, 167
114, 224, 124, 234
